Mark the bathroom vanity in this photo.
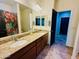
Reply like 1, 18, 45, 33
0, 31, 48, 59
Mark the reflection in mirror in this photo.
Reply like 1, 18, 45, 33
41, 17, 45, 26
19, 4, 32, 33
35, 16, 45, 26
36, 17, 40, 26
0, 10, 18, 38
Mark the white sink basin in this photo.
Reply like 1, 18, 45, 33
10, 40, 27, 48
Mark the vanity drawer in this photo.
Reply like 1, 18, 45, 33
36, 37, 42, 44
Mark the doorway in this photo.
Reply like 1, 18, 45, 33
50, 10, 71, 46
55, 11, 71, 45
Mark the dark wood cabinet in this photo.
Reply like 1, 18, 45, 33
36, 38, 42, 56
6, 42, 36, 59
42, 34, 48, 49
20, 47, 36, 59
36, 33, 48, 56
6, 33, 48, 59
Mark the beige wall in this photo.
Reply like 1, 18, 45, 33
54, 0, 79, 47
20, 4, 32, 32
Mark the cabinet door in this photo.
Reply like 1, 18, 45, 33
44, 33, 48, 45
20, 47, 36, 59
36, 41, 42, 56
36, 38, 42, 56
36, 33, 48, 56
42, 33, 48, 49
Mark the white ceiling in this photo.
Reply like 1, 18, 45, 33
0, 0, 53, 12
0, 0, 53, 8
0, 0, 51, 8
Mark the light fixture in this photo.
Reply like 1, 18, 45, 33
32, 3, 42, 12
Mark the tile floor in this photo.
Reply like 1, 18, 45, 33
37, 43, 72, 59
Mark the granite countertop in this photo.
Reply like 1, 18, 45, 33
0, 31, 48, 59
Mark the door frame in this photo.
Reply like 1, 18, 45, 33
71, 24, 79, 59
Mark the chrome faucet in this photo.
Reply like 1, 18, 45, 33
12, 35, 18, 41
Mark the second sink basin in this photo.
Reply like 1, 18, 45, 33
10, 40, 27, 48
